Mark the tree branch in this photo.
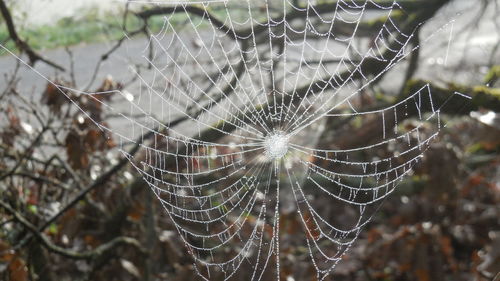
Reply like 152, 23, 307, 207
137, 5, 237, 40
136, 0, 430, 44
484, 65, 500, 87
332, 79, 500, 149
291, 0, 450, 101
0, 200, 146, 260
0, 0, 65, 71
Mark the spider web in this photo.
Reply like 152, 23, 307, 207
1, 0, 471, 280
89, 1, 467, 280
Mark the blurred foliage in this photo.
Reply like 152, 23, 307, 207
2, 77, 498, 281
0, 7, 167, 51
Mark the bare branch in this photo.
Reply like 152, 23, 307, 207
0, 0, 65, 71
0, 200, 146, 260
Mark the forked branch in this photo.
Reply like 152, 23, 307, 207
0, 200, 146, 260
0, 0, 65, 71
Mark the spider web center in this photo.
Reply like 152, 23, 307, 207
264, 132, 289, 160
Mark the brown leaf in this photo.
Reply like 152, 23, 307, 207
84, 129, 102, 152
279, 213, 301, 236
8, 256, 28, 281
127, 201, 145, 222
6, 106, 20, 129
367, 228, 382, 243
95, 76, 122, 98
439, 236, 458, 271
303, 210, 320, 241
84, 235, 100, 248
415, 268, 430, 281
0, 241, 14, 263
84, 125, 115, 152
1, 106, 22, 146
77, 77, 121, 123
41, 81, 69, 115
65, 130, 89, 170
469, 175, 484, 187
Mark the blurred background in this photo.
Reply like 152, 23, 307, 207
0, 0, 499, 280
